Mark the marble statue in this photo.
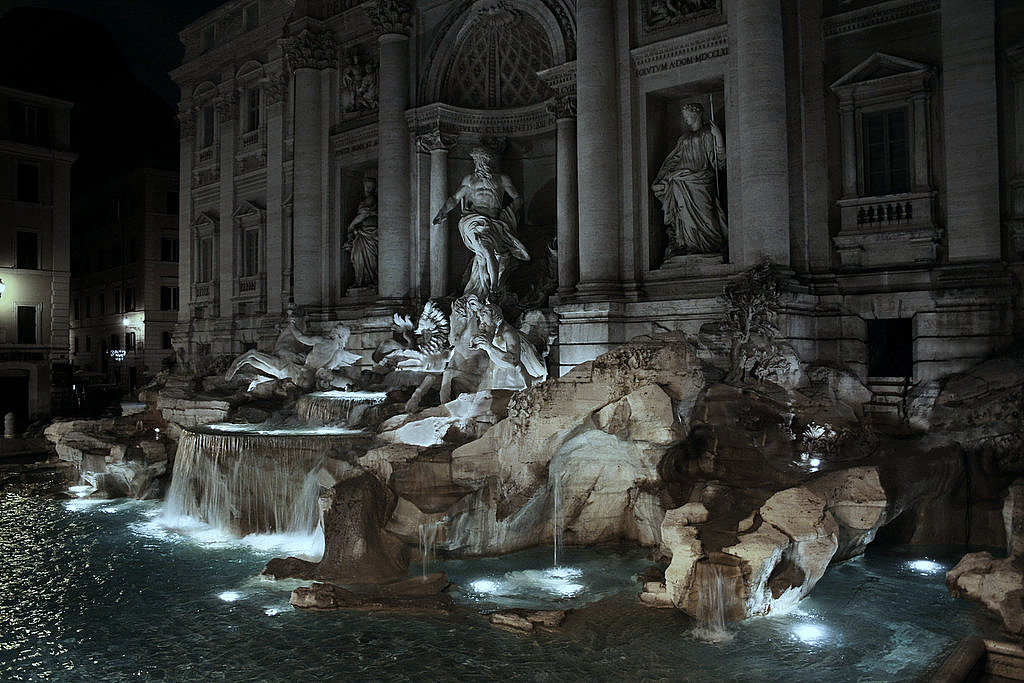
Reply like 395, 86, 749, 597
432, 146, 529, 297
440, 294, 546, 402
652, 102, 727, 256
343, 177, 379, 287
225, 320, 361, 391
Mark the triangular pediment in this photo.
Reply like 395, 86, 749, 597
232, 200, 265, 218
831, 53, 933, 91
191, 211, 218, 228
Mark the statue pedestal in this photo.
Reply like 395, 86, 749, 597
343, 286, 377, 302
660, 253, 725, 272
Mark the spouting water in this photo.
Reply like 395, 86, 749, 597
418, 519, 444, 579
692, 562, 733, 643
552, 470, 563, 567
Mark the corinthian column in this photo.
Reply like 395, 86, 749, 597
734, 0, 789, 266
370, 1, 412, 302
548, 95, 579, 295
575, 0, 621, 295
417, 130, 456, 298
281, 29, 336, 307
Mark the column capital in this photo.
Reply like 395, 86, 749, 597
264, 72, 289, 105
547, 95, 577, 120
416, 129, 456, 154
177, 108, 196, 138
280, 29, 338, 72
215, 92, 238, 123
368, 0, 412, 37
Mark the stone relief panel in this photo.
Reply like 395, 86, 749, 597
340, 46, 378, 118
642, 0, 721, 34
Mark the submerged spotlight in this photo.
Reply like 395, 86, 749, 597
793, 623, 828, 644
907, 559, 943, 574
470, 579, 500, 594
218, 591, 242, 602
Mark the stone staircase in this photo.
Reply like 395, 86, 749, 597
863, 377, 910, 426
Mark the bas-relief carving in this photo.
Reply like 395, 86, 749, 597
264, 74, 288, 105
652, 102, 727, 259
644, 0, 720, 32
215, 92, 239, 123
281, 30, 339, 72
177, 109, 196, 138
546, 95, 576, 120
432, 146, 528, 299
343, 177, 379, 287
341, 50, 378, 115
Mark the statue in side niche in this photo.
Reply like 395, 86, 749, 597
432, 146, 529, 298
343, 177, 379, 287
651, 102, 727, 257
225, 320, 361, 391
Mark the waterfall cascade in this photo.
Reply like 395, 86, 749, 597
296, 391, 388, 427
162, 429, 361, 536
418, 519, 445, 579
552, 471, 563, 567
692, 561, 734, 643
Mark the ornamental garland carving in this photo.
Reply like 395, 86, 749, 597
281, 29, 339, 71
416, 129, 456, 154
215, 92, 239, 122
367, 0, 412, 36
546, 95, 576, 120
177, 109, 196, 137
264, 73, 288, 105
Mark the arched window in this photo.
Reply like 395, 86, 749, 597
441, 8, 554, 109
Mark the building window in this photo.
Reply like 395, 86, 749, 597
162, 331, 173, 349
111, 244, 122, 266
202, 105, 216, 148
114, 289, 121, 313
245, 88, 260, 133
160, 285, 180, 311
201, 24, 216, 53
85, 296, 92, 317
110, 333, 120, 350
243, 228, 259, 277
16, 305, 36, 344
99, 293, 106, 315
9, 102, 48, 145
863, 109, 909, 196
123, 287, 135, 312
125, 331, 136, 351
73, 298, 80, 320
16, 231, 39, 269
161, 237, 180, 262
127, 239, 137, 263
199, 237, 214, 281
73, 336, 79, 353
166, 192, 179, 215
244, 3, 259, 30
85, 336, 91, 352
16, 164, 39, 203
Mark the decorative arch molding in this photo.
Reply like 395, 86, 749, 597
236, 60, 265, 83
420, 0, 576, 106
192, 80, 219, 102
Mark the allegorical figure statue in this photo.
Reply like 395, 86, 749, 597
344, 177, 378, 287
432, 146, 529, 297
651, 102, 727, 256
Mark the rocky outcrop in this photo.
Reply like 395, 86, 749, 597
289, 572, 455, 612
947, 479, 1024, 637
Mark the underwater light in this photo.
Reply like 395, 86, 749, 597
264, 607, 282, 616
907, 559, 944, 574
217, 591, 242, 602
809, 458, 821, 467
470, 579, 500, 594
793, 623, 828, 644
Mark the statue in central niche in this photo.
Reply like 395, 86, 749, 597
651, 102, 727, 257
432, 146, 529, 297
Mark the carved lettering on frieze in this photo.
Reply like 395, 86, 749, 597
631, 27, 728, 77
281, 29, 339, 71
416, 129, 456, 154
367, 0, 412, 36
546, 95, 577, 120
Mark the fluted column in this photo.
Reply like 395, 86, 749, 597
370, 1, 412, 302
282, 29, 336, 307
549, 96, 579, 295
176, 107, 195, 326
575, 0, 621, 294
418, 130, 456, 298
216, 89, 238, 313
734, 0, 790, 266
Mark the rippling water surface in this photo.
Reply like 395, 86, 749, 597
0, 493, 1003, 681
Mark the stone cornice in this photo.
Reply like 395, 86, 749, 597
822, 0, 938, 38
537, 61, 576, 98
406, 102, 555, 138
630, 25, 727, 78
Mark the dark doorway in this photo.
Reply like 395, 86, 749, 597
0, 372, 30, 433
867, 318, 913, 377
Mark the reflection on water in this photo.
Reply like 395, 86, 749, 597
0, 493, 1004, 681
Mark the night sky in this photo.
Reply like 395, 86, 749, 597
0, 0, 226, 106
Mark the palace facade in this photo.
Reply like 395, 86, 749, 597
171, 0, 1024, 395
